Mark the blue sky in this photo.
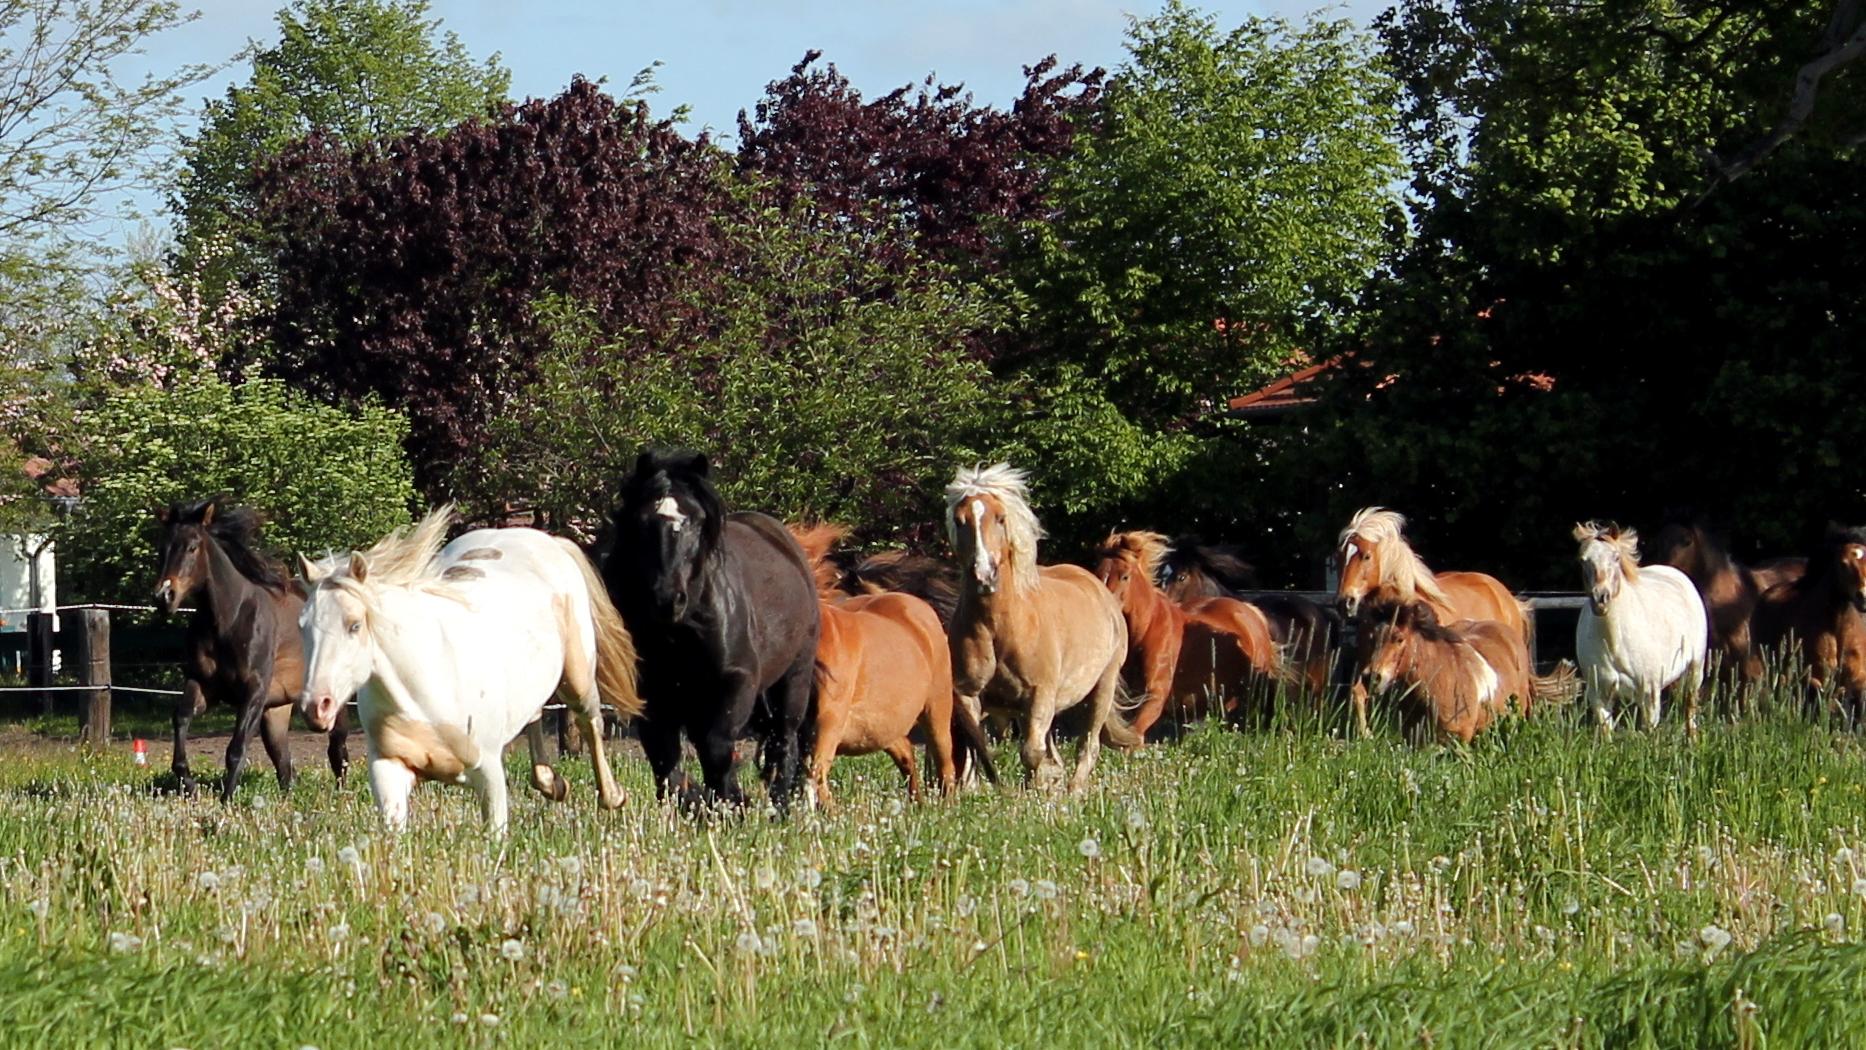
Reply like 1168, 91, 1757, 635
111, 0, 1387, 240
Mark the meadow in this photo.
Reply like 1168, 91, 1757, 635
0, 694, 1864, 1048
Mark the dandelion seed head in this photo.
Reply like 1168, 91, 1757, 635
500, 938, 525, 961
1034, 879, 1059, 901
1305, 856, 1334, 878
1078, 838, 1102, 860
1337, 869, 1362, 891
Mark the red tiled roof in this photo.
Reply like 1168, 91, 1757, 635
22, 457, 78, 499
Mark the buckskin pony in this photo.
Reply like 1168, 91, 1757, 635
602, 449, 820, 810
789, 525, 995, 810
946, 464, 1137, 790
1092, 530, 1280, 736
153, 497, 349, 800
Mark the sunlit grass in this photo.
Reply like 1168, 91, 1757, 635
0, 687, 1863, 1047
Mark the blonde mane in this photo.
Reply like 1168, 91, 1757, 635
945, 463, 1044, 593
1340, 507, 1452, 607
1097, 530, 1172, 583
310, 506, 462, 608
1573, 521, 1642, 583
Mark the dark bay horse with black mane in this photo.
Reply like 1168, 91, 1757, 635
601, 450, 820, 809
153, 498, 349, 799
1654, 513, 1805, 683
1159, 536, 1342, 695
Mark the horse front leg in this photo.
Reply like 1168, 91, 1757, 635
326, 704, 351, 783
697, 674, 758, 809
524, 718, 569, 802
257, 702, 295, 793
1020, 692, 1064, 791
464, 758, 511, 835
1069, 659, 1125, 794
1349, 678, 1372, 739
171, 679, 206, 793
220, 678, 271, 802
639, 712, 690, 804
367, 754, 416, 831
757, 656, 815, 813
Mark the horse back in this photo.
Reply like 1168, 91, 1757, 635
1454, 619, 1531, 710
1183, 596, 1278, 672
722, 512, 822, 688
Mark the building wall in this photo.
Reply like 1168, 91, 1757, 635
0, 535, 55, 633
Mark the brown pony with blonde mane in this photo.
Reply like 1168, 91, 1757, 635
790, 525, 996, 809
1337, 508, 1531, 642
946, 464, 1137, 790
1093, 530, 1280, 736
1357, 601, 1531, 744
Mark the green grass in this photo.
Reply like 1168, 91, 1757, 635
0, 695, 1864, 1048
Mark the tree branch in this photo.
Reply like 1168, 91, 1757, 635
1709, 0, 1865, 188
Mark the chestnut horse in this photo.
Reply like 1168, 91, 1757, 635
1336, 508, 1530, 644
1754, 524, 1866, 722
946, 464, 1138, 790
1654, 514, 1805, 683
1159, 536, 1342, 694
1357, 601, 1531, 744
1093, 531, 1280, 736
790, 526, 996, 809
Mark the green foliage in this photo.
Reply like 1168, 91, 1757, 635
59, 374, 415, 602
171, 0, 510, 291
475, 206, 1002, 543
1014, 2, 1402, 418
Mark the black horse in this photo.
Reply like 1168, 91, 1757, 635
601, 450, 820, 809
153, 498, 349, 800
1159, 535, 1344, 695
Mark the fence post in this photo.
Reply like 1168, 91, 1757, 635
25, 610, 54, 718
72, 609, 110, 746
557, 707, 585, 756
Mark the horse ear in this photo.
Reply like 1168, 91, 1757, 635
1827, 521, 1850, 541
297, 553, 323, 583
348, 551, 369, 583
200, 501, 215, 526
633, 449, 656, 478
1571, 523, 1592, 544
689, 452, 711, 477
153, 504, 169, 525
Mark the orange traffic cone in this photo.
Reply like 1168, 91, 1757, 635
132, 739, 148, 766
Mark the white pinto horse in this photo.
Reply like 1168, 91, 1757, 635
297, 508, 642, 833
1573, 522, 1708, 734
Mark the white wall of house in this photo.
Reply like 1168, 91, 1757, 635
0, 534, 55, 633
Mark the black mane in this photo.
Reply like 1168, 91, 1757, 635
1808, 523, 1866, 582
618, 448, 726, 553
1161, 535, 1260, 591
164, 497, 288, 590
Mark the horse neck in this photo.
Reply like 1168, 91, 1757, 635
199, 536, 262, 627
357, 587, 457, 718
1121, 576, 1178, 642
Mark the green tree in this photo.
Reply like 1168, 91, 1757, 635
171, 0, 509, 292
57, 374, 416, 602
474, 204, 1002, 547
1014, 3, 1401, 420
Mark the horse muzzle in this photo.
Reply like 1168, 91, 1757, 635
153, 579, 181, 614
1589, 593, 1611, 616
300, 692, 342, 732
1341, 594, 1361, 617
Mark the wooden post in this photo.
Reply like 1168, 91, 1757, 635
25, 610, 53, 718
72, 609, 110, 746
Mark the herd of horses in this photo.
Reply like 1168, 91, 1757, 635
147, 453, 1866, 831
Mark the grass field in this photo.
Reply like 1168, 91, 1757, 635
1, 693, 1864, 1048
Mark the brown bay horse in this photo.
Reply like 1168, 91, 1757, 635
946, 464, 1138, 790
1160, 536, 1342, 695
1093, 531, 1280, 736
1753, 524, 1866, 721
153, 498, 349, 800
1654, 514, 1806, 684
1357, 601, 1532, 744
790, 526, 996, 809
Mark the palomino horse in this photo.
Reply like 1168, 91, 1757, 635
1574, 523, 1707, 734
602, 450, 820, 810
153, 498, 349, 800
946, 464, 1138, 790
1159, 536, 1342, 695
298, 508, 640, 832
1357, 600, 1530, 744
1754, 524, 1866, 722
1654, 514, 1806, 683
1093, 531, 1279, 736
790, 525, 996, 809
1336, 508, 1530, 642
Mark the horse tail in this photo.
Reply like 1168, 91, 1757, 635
559, 538, 643, 722
1530, 660, 1580, 706
1100, 707, 1144, 750
951, 698, 998, 785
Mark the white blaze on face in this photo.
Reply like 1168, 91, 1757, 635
653, 496, 686, 533
1849, 545, 1865, 562
1342, 543, 1357, 568
970, 499, 995, 589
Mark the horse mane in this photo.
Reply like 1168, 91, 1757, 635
618, 448, 726, 553
1095, 530, 1172, 582
165, 497, 289, 591
1340, 507, 1451, 606
945, 463, 1043, 593
786, 522, 847, 598
1363, 599, 1464, 646
1163, 535, 1259, 591
1573, 521, 1641, 582
1807, 523, 1866, 582
311, 506, 460, 608
1656, 509, 1735, 575
839, 550, 960, 626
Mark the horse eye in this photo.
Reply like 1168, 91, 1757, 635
346, 621, 361, 635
